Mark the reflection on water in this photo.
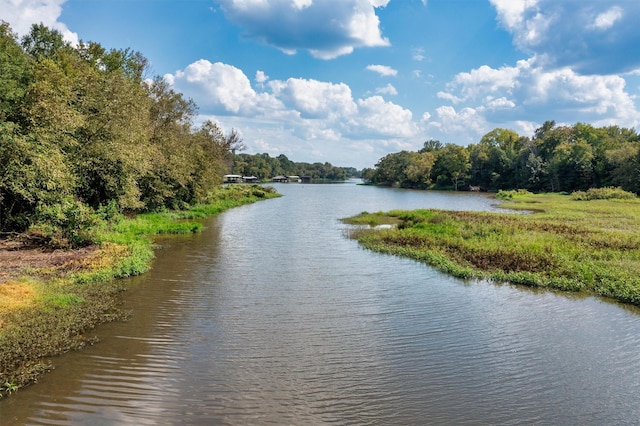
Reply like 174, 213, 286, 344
2, 182, 640, 425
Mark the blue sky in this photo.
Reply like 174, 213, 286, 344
3, 0, 640, 169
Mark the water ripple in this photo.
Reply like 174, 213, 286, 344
4, 184, 640, 425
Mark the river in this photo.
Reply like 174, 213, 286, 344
2, 181, 640, 425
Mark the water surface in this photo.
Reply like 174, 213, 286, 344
2, 182, 640, 425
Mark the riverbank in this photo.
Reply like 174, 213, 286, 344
0, 184, 280, 398
344, 187, 640, 305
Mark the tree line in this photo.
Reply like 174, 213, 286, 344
362, 123, 640, 193
232, 152, 358, 181
0, 22, 243, 236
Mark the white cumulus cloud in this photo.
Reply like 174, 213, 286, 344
214, 0, 390, 59
0, 0, 78, 44
366, 64, 398, 77
167, 59, 424, 168
590, 6, 623, 31
489, 0, 640, 74
351, 96, 417, 138
268, 78, 358, 118
428, 106, 487, 139
168, 60, 283, 115
376, 83, 398, 96
255, 70, 269, 84
429, 56, 640, 142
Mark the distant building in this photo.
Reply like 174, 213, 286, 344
223, 174, 242, 183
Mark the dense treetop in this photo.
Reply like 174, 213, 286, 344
362, 122, 640, 193
0, 22, 241, 234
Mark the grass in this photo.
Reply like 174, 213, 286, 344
0, 184, 280, 397
343, 188, 640, 305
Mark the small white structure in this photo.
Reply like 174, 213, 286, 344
223, 174, 242, 183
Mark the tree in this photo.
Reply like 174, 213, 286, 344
419, 139, 443, 153
372, 151, 414, 186
0, 21, 33, 124
140, 76, 197, 210
21, 23, 69, 60
68, 50, 152, 210
405, 151, 436, 188
431, 144, 470, 190
0, 123, 74, 230
606, 143, 640, 193
1, 21, 253, 232
474, 128, 521, 190
548, 140, 594, 192
361, 168, 375, 183
514, 137, 545, 191
275, 154, 295, 176
189, 121, 232, 201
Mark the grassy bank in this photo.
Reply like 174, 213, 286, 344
343, 187, 640, 305
0, 184, 279, 397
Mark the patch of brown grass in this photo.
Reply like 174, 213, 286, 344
0, 281, 38, 326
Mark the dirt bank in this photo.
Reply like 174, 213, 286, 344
0, 237, 99, 284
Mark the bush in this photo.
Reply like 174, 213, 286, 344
571, 187, 636, 201
96, 200, 124, 224
30, 197, 101, 248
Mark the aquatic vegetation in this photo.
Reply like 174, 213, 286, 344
344, 191, 640, 305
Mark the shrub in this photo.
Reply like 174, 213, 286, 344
29, 197, 101, 248
96, 200, 124, 224
571, 187, 636, 201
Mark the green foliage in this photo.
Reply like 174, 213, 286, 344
0, 22, 252, 235
369, 151, 435, 188
2, 381, 19, 396
0, 122, 75, 230
431, 144, 471, 190
366, 121, 640, 194
30, 197, 101, 248
0, 22, 33, 123
232, 152, 352, 181
571, 187, 636, 201
96, 200, 124, 224
342, 211, 400, 227
21, 23, 70, 60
